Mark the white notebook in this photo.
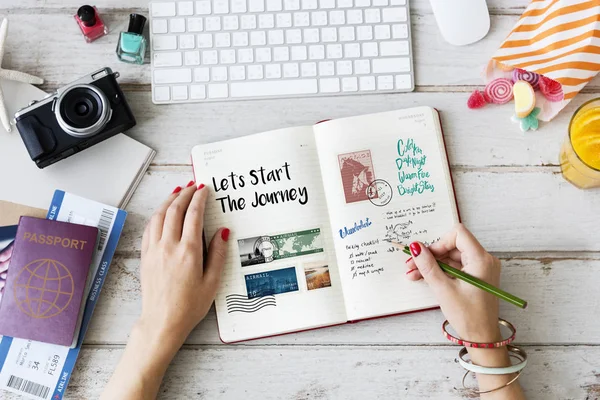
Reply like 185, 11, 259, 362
0, 79, 155, 209
192, 107, 459, 343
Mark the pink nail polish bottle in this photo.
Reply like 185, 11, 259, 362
74, 5, 108, 43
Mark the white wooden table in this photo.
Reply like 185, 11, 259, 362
3, 0, 600, 398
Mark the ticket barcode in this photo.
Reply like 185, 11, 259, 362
6, 375, 50, 399
97, 208, 115, 250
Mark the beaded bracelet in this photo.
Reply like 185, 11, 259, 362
458, 345, 528, 375
442, 319, 516, 348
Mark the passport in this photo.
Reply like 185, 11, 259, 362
0, 217, 98, 347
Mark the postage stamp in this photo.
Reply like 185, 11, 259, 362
303, 262, 331, 291
337, 150, 377, 204
367, 179, 393, 207
245, 267, 299, 298
238, 229, 324, 267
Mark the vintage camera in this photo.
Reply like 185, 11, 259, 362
15, 67, 136, 168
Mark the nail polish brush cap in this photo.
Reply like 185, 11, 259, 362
127, 13, 147, 34
77, 5, 97, 27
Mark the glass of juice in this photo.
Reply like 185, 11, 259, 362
560, 98, 600, 189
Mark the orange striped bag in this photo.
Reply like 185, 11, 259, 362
484, 0, 600, 121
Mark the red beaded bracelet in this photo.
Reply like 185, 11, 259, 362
442, 319, 516, 348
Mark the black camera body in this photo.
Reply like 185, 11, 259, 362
15, 68, 136, 169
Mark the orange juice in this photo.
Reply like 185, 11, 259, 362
560, 99, 600, 189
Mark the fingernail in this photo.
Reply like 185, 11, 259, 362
186, 180, 195, 187
221, 228, 230, 242
405, 257, 412, 263
172, 186, 182, 194
406, 268, 417, 275
197, 183, 205, 190
409, 242, 421, 257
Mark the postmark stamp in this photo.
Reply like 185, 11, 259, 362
367, 179, 393, 207
337, 150, 376, 204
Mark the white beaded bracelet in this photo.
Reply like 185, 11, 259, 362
458, 345, 528, 375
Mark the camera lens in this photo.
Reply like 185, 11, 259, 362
55, 84, 111, 138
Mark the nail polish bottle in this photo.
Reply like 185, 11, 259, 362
74, 5, 108, 43
116, 14, 147, 65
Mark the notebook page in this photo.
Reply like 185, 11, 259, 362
313, 107, 459, 321
191, 127, 347, 343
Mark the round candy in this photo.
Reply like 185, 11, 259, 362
539, 76, 564, 102
512, 68, 540, 89
513, 80, 536, 118
484, 78, 514, 104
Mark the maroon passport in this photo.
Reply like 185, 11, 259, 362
0, 217, 98, 346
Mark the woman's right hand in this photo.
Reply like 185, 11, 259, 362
405, 223, 502, 343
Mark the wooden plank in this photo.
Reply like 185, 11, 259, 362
117, 167, 600, 253
85, 255, 600, 346
4, 345, 598, 399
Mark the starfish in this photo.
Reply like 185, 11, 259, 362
0, 18, 44, 132
511, 107, 541, 132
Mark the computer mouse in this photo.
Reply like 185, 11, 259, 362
429, 0, 491, 46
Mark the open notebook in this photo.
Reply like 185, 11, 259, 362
192, 107, 459, 343
0, 79, 155, 209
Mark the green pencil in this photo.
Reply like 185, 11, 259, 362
397, 243, 527, 309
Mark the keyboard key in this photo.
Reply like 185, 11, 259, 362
382, 7, 407, 23
154, 52, 183, 67
223, 16, 239, 30
276, 13, 293, 27
291, 45, 308, 60
214, 0, 229, 13
274, 46, 290, 61
355, 0, 370, 6
318, 61, 334, 76
342, 76, 358, 91
329, 10, 345, 25
372, 57, 410, 73
391, 0, 406, 4
267, 0, 284, 11
195, 0, 211, 14
180, 34, 195, 48
152, 19, 168, 33
190, 85, 207, 99
338, 0, 352, 7
312, 11, 327, 26
268, 30, 284, 44
197, 33, 213, 47
302, 0, 318, 9
326, 44, 342, 58
230, 79, 318, 97
377, 75, 393, 90
153, 35, 178, 50
294, 12, 310, 27
364, 9, 381, 23
172, 85, 189, 100
184, 51, 201, 65
241, 15, 257, 29
256, 47, 272, 62
238, 48, 254, 62
250, 0, 266, 11
259, 14, 275, 28
380, 41, 409, 56
284, 0, 300, 10
215, 32, 231, 47
154, 68, 192, 83
208, 83, 229, 98
392, 24, 408, 39
187, 17, 203, 32
359, 76, 375, 91
152, 2, 176, 17
251, 31, 267, 45
202, 50, 218, 64
230, 66, 246, 80
266, 64, 282, 78
232, 0, 248, 12
356, 26, 373, 40
205, 17, 221, 31
220, 49, 236, 63
309, 45, 325, 59
232, 32, 249, 46
248, 65, 264, 79
301, 62, 317, 76
304, 28, 320, 43
212, 66, 228, 81
283, 63, 300, 77
320, 0, 336, 7
170, 18, 186, 33
362, 42, 378, 57
354, 59, 370, 74
374, 25, 391, 40
336, 60, 352, 75
344, 43, 360, 57
395, 74, 412, 89
286, 29, 302, 43
154, 86, 170, 101
321, 27, 337, 42
373, 0, 387, 4
339, 26, 355, 41
347, 9, 363, 24
320, 78, 340, 92
194, 67, 210, 81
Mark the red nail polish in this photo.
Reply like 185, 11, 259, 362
405, 257, 412, 263
172, 186, 182, 194
409, 242, 421, 257
406, 268, 417, 275
197, 183, 205, 190
74, 5, 108, 43
186, 180, 195, 187
221, 228, 230, 242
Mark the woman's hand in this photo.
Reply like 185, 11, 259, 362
102, 181, 228, 400
405, 223, 501, 343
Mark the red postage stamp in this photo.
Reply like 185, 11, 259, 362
337, 150, 377, 204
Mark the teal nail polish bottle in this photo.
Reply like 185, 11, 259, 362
116, 14, 147, 65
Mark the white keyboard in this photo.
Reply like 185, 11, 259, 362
149, 0, 414, 104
